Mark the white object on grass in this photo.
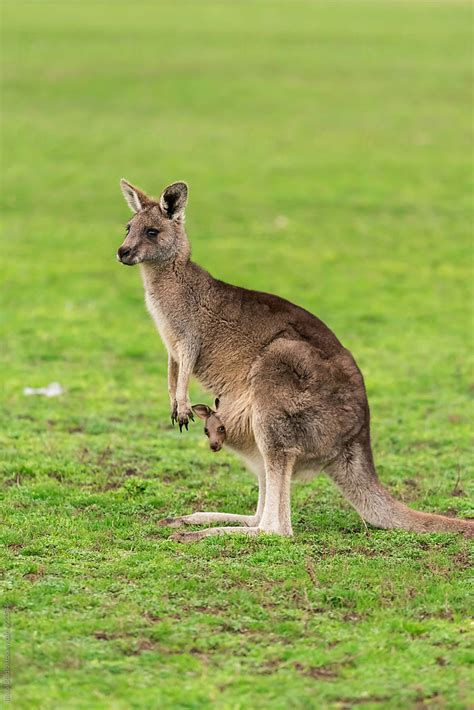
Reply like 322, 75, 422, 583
23, 382, 64, 397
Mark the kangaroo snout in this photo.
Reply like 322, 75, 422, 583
210, 441, 221, 452
117, 244, 135, 265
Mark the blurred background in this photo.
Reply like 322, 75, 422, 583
2, 2, 473, 707
3, 2, 472, 416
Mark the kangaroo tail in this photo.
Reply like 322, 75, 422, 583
326, 438, 474, 537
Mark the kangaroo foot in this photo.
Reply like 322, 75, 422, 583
158, 512, 259, 528
171, 526, 260, 543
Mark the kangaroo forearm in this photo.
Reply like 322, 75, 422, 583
176, 347, 199, 405
168, 354, 179, 402
176, 369, 191, 404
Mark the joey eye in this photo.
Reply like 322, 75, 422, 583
204, 428, 209, 436
146, 228, 158, 238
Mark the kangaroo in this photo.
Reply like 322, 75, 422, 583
193, 399, 226, 452
117, 178, 474, 542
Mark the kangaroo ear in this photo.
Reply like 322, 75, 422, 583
192, 404, 211, 420
214, 398, 220, 410
160, 182, 188, 220
120, 179, 154, 213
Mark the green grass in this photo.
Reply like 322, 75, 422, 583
1, 1, 473, 707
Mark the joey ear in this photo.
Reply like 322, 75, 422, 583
192, 404, 212, 421
214, 398, 220, 410
160, 182, 188, 220
120, 179, 154, 213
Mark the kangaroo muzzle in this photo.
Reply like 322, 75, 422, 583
117, 245, 137, 265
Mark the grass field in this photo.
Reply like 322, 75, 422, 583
1, 1, 473, 708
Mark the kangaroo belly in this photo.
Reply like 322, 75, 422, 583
211, 391, 256, 452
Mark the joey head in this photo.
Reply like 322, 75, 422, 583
192, 399, 226, 452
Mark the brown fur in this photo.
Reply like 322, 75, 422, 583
118, 179, 474, 541
192, 400, 226, 452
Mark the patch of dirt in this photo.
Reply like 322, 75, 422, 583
450, 475, 466, 497
293, 661, 338, 679
342, 612, 364, 623
94, 630, 116, 641
305, 557, 319, 585
413, 690, 444, 708
417, 609, 454, 621
452, 550, 472, 569
23, 566, 45, 583
126, 639, 157, 656
47, 471, 69, 483
142, 611, 162, 623
442, 507, 462, 517
189, 647, 210, 663
404, 478, 421, 491
7, 543, 24, 552
160, 470, 189, 483
352, 546, 381, 558
124, 468, 139, 477
432, 640, 459, 649
257, 658, 283, 675
3, 475, 22, 487
335, 696, 389, 708
97, 478, 123, 492
293, 651, 360, 681
94, 630, 156, 654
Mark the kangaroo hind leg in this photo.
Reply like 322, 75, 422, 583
258, 450, 295, 537
159, 463, 266, 530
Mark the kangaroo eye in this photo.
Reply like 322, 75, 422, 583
204, 428, 209, 436
218, 426, 225, 434
146, 228, 158, 238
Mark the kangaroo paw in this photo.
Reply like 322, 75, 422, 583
170, 401, 178, 426
177, 409, 194, 432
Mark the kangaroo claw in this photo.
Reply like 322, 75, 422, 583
176, 408, 193, 432
170, 401, 178, 427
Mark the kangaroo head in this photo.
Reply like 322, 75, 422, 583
192, 399, 226, 452
117, 179, 188, 266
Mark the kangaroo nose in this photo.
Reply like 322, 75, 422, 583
210, 442, 220, 452
118, 246, 131, 261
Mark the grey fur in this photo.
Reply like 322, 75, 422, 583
117, 179, 474, 541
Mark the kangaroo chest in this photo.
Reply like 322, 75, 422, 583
144, 291, 179, 360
